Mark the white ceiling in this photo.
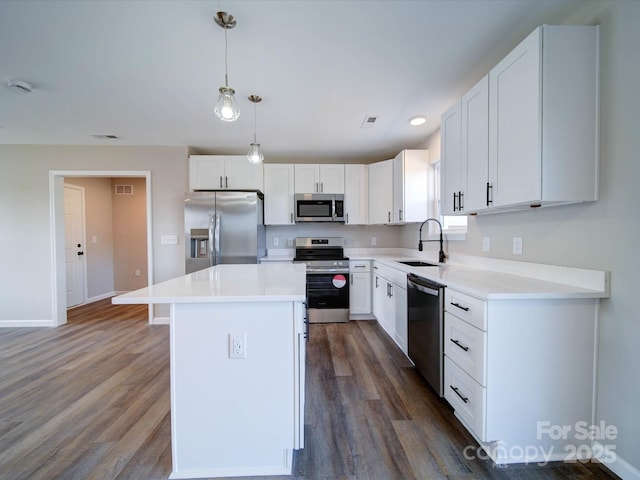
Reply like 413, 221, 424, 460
0, 0, 592, 162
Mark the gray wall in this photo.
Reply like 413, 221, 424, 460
0, 145, 188, 323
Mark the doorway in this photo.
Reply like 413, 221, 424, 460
50, 170, 153, 326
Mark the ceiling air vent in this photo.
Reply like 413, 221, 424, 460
360, 115, 378, 129
92, 134, 119, 139
114, 184, 134, 195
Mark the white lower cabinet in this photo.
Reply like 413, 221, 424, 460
372, 262, 407, 354
349, 260, 371, 315
443, 288, 598, 464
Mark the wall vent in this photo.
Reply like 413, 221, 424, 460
360, 115, 378, 129
114, 184, 134, 195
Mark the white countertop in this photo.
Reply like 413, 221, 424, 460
112, 263, 307, 304
360, 254, 610, 300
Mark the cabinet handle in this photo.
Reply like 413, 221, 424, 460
450, 338, 469, 352
225, 176, 228, 189
375, 276, 379, 288
354, 265, 366, 268
346, 213, 349, 224
290, 213, 294, 224
388, 283, 393, 297
350, 274, 353, 285
399, 209, 403, 221
320, 182, 324, 193
459, 191, 464, 210
486, 182, 493, 206
453, 192, 458, 212
450, 385, 469, 404
220, 176, 223, 189
451, 302, 470, 312
388, 211, 391, 222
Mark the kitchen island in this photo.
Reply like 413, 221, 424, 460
113, 263, 307, 479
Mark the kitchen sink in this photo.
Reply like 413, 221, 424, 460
397, 260, 439, 267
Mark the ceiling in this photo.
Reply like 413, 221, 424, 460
0, 0, 593, 162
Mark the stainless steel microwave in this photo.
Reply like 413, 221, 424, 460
294, 194, 345, 222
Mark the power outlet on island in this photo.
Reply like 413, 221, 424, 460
229, 333, 247, 359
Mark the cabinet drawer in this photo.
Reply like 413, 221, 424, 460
349, 260, 370, 273
373, 262, 406, 287
444, 313, 486, 385
444, 356, 486, 441
445, 289, 487, 331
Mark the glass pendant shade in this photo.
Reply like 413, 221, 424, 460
215, 87, 240, 122
247, 143, 264, 164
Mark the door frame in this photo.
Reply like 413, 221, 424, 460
63, 183, 88, 308
50, 170, 153, 326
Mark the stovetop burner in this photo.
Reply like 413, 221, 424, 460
293, 237, 348, 263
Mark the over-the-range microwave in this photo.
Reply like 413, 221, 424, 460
294, 193, 345, 223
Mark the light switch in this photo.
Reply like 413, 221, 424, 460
161, 234, 178, 245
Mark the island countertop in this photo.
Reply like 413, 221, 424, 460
112, 263, 307, 304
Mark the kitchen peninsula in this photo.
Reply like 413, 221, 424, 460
113, 263, 307, 479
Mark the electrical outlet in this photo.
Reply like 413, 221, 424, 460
273, 237, 279, 247
135, 269, 141, 277
229, 333, 247, 359
371, 237, 377, 246
512, 237, 523, 255
482, 237, 491, 252
287, 238, 294, 247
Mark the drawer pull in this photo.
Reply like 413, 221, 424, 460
450, 385, 469, 404
451, 302, 470, 312
450, 338, 469, 352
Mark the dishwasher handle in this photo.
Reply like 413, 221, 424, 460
407, 274, 443, 296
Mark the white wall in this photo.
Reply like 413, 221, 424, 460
0, 145, 188, 324
405, 2, 640, 476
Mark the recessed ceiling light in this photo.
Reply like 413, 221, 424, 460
409, 116, 427, 126
92, 134, 119, 139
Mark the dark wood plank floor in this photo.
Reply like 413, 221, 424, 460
0, 299, 618, 480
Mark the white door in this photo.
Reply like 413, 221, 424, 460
64, 184, 86, 307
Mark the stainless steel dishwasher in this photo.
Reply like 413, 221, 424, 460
407, 273, 445, 396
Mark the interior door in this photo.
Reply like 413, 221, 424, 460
64, 184, 86, 307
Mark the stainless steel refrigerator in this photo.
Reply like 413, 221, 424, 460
185, 191, 266, 274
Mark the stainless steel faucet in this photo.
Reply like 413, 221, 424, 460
418, 218, 446, 263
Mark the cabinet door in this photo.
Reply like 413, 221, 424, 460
372, 272, 385, 321
368, 159, 393, 224
224, 156, 264, 191
392, 152, 405, 223
399, 150, 428, 223
441, 103, 462, 215
350, 272, 371, 315
294, 164, 319, 193
189, 155, 225, 190
489, 27, 542, 207
462, 76, 489, 212
344, 164, 367, 225
264, 164, 295, 225
319, 164, 345, 194
392, 284, 408, 355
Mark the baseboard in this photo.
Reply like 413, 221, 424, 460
152, 316, 170, 325
593, 441, 640, 480
86, 291, 119, 304
0, 319, 55, 328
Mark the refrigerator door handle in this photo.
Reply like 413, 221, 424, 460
208, 214, 215, 266
214, 212, 221, 265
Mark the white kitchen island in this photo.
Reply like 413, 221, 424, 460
113, 263, 307, 479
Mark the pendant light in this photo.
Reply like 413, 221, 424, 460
214, 12, 240, 122
247, 95, 264, 164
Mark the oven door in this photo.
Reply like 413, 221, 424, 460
306, 272, 350, 323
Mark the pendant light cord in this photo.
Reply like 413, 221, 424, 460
253, 102, 258, 143
224, 26, 229, 88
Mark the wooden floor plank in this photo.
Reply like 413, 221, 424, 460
0, 299, 620, 480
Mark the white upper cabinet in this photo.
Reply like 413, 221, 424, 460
189, 155, 264, 191
441, 102, 462, 215
392, 149, 429, 224
344, 164, 368, 225
368, 159, 393, 225
294, 164, 345, 194
263, 164, 295, 225
487, 25, 599, 210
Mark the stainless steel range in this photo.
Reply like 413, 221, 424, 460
294, 237, 349, 323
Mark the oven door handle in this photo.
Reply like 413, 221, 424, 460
306, 268, 349, 274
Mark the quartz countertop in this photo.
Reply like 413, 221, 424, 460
358, 254, 610, 300
112, 263, 306, 304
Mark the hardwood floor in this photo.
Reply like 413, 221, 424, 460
0, 299, 618, 480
